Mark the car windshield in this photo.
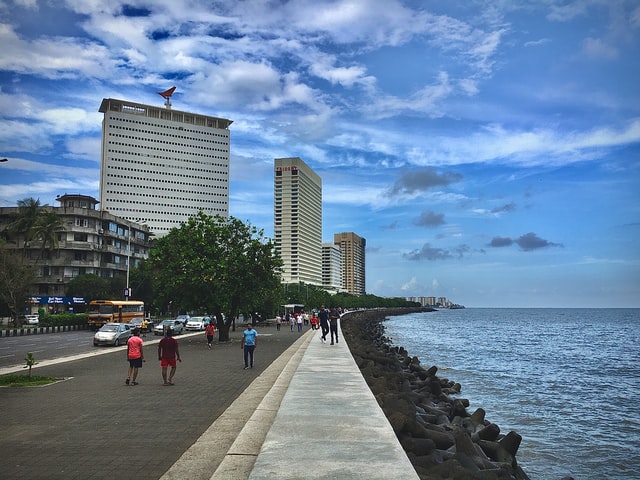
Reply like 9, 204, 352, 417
100, 324, 119, 332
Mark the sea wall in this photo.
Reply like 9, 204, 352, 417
341, 308, 534, 480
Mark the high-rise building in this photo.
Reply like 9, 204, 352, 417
274, 157, 322, 285
334, 232, 366, 295
98, 97, 233, 237
322, 242, 343, 292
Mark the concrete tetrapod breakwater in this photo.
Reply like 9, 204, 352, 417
341, 308, 538, 480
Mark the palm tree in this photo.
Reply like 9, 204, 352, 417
33, 209, 65, 259
7, 198, 45, 255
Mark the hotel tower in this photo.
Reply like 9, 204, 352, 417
274, 157, 322, 285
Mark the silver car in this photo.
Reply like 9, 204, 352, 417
93, 323, 132, 346
153, 319, 185, 336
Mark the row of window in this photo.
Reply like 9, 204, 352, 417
104, 172, 229, 187
107, 140, 228, 159
110, 121, 229, 144
108, 131, 228, 152
107, 150, 227, 168
107, 206, 227, 220
106, 163, 228, 177
111, 111, 230, 135
104, 182, 228, 195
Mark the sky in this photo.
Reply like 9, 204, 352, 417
1, 0, 639, 308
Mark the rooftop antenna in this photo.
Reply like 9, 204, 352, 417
158, 86, 176, 109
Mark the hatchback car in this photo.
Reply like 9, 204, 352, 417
25, 314, 39, 325
185, 316, 206, 331
153, 319, 185, 336
93, 323, 132, 346
128, 317, 154, 333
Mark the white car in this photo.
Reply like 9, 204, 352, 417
25, 314, 39, 325
185, 316, 206, 331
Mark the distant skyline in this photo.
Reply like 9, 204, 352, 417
1, 1, 639, 307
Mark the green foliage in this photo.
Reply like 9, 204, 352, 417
24, 352, 38, 378
0, 374, 57, 387
65, 274, 110, 301
148, 212, 283, 341
39, 313, 88, 327
0, 248, 35, 325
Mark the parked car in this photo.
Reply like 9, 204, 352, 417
153, 319, 185, 336
25, 314, 39, 325
128, 317, 154, 333
185, 316, 206, 331
93, 323, 132, 346
175, 314, 190, 325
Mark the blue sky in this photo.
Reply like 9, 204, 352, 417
1, 1, 639, 308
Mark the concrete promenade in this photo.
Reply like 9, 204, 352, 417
0, 318, 419, 480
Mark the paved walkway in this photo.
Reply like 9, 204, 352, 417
0, 317, 418, 480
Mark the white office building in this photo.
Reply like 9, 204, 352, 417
98, 97, 233, 237
322, 242, 343, 292
274, 157, 322, 285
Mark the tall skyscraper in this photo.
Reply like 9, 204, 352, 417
322, 242, 343, 292
274, 157, 322, 285
334, 232, 366, 295
98, 97, 233, 237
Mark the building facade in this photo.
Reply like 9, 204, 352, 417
274, 157, 322, 285
98, 97, 233, 238
0, 194, 151, 312
334, 232, 366, 295
321, 242, 343, 292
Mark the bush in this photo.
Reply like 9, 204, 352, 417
39, 313, 88, 328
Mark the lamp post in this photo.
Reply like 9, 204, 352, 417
125, 228, 131, 300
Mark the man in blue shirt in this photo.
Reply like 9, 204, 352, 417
241, 323, 258, 369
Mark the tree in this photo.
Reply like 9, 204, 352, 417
7, 198, 44, 255
0, 247, 35, 326
32, 209, 65, 259
65, 274, 110, 301
148, 212, 283, 342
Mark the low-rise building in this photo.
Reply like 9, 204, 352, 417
0, 194, 151, 313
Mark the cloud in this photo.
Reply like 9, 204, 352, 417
403, 242, 469, 261
583, 37, 618, 60
400, 276, 419, 291
515, 232, 563, 251
489, 236, 514, 247
414, 210, 446, 227
491, 202, 516, 214
388, 167, 463, 196
489, 232, 563, 251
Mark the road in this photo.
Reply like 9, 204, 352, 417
0, 328, 202, 371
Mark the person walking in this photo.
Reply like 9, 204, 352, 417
158, 328, 181, 385
318, 306, 329, 343
241, 323, 258, 369
275, 314, 282, 331
205, 321, 216, 349
126, 328, 144, 385
296, 312, 303, 332
329, 308, 340, 345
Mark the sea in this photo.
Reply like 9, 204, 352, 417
383, 308, 640, 480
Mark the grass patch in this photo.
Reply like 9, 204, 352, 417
0, 374, 59, 387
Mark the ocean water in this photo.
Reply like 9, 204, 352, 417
383, 308, 640, 480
